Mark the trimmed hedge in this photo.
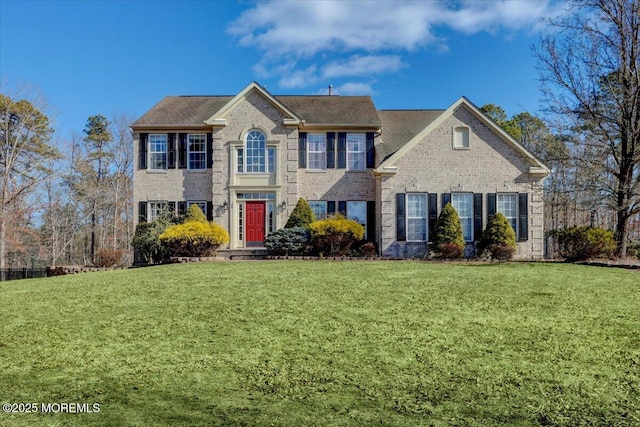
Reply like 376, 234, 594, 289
264, 227, 310, 256
160, 221, 230, 257
309, 215, 364, 256
285, 198, 316, 228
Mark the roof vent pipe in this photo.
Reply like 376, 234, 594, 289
328, 85, 333, 96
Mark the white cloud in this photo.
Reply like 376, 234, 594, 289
228, 0, 563, 91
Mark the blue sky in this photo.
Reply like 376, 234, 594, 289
0, 0, 565, 138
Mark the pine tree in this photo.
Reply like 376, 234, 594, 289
285, 198, 316, 228
479, 213, 516, 260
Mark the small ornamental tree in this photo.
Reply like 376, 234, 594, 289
309, 214, 364, 256
432, 203, 465, 259
285, 198, 316, 228
185, 204, 207, 223
479, 213, 517, 260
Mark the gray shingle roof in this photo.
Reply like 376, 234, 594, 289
131, 96, 233, 127
377, 110, 444, 161
132, 94, 381, 128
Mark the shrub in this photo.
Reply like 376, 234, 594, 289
285, 198, 316, 228
627, 241, 640, 259
185, 204, 207, 223
264, 227, 311, 256
479, 213, 517, 260
132, 221, 171, 264
553, 226, 616, 261
351, 241, 377, 257
432, 203, 465, 259
160, 221, 230, 257
94, 249, 125, 268
309, 214, 365, 256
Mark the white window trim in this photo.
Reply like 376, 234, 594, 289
307, 133, 327, 170
346, 133, 366, 171
187, 201, 207, 217
308, 201, 328, 220
453, 127, 470, 150
149, 134, 167, 170
452, 193, 473, 242
244, 129, 266, 173
187, 134, 206, 170
497, 193, 518, 234
148, 201, 167, 222
406, 193, 428, 242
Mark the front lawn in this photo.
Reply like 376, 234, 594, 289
1, 261, 638, 426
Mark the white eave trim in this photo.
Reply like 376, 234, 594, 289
206, 118, 227, 126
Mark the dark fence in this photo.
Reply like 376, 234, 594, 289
0, 268, 48, 282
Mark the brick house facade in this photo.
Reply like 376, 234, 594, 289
132, 82, 548, 259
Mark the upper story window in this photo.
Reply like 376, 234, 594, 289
188, 134, 206, 170
237, 130, 276, 174
307, 134, 326, 170
452, 193, 473, 241
453, 127, 469, 149
497, 193, 518, 233
347, 133, 366, 170
149, 134, 167, 170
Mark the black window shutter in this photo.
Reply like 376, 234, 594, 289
366, 132, 375, 168
396, 193, 406, 241
167, 201, 176, 215
207, 201, 213, 221
138, 201, 147, 223
518, 193, 529, 241
327, 201, 336, 215
326, 132, 336, 168
207, 133, 213, 169
138, 133, 148, 169
474, 193, 483, 242
442, 193, 451, 208
178, 133, 187, 169
366, 201, 375, 242
338, 201, 347, 215
487, 193, 497, 218
167, 133, 176, 169
178, 201, 187, 216
428, 193, 437, 241
298, 132, 307, 168
337, 132, 347, 168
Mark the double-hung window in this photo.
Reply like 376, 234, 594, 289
149, 134, 167, 170
307, 134, 326, 170
149, 201, 167, 222
407, 194, 427, 241
308, 201, 328, 220
347, 133, 365, 170
497, 194, 518, 233
452, 193, 473, 241
347, 201, 367, 238
188, 134, 206, 170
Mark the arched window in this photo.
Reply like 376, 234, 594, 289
245, 130, 266, 173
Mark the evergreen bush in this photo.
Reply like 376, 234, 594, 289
185, 204, 207, 223
264, 227, 310, 255
159, 221, 230, 257
479, 213, 517, 260
132, 221, 172, 264
432, 203, 465, 259
285, 198, 316, 228
552, 226, 616, 261
309, 214, 365, 256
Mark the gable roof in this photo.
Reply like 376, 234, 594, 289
376, 97, 549, 176
131, 82, 381, 129
377, 110, 444, 161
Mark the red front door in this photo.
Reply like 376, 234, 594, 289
245, 201, 266, 247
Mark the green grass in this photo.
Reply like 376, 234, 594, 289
1, 261, 639, 426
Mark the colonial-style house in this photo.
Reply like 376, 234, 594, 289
132, 82, 548, 259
